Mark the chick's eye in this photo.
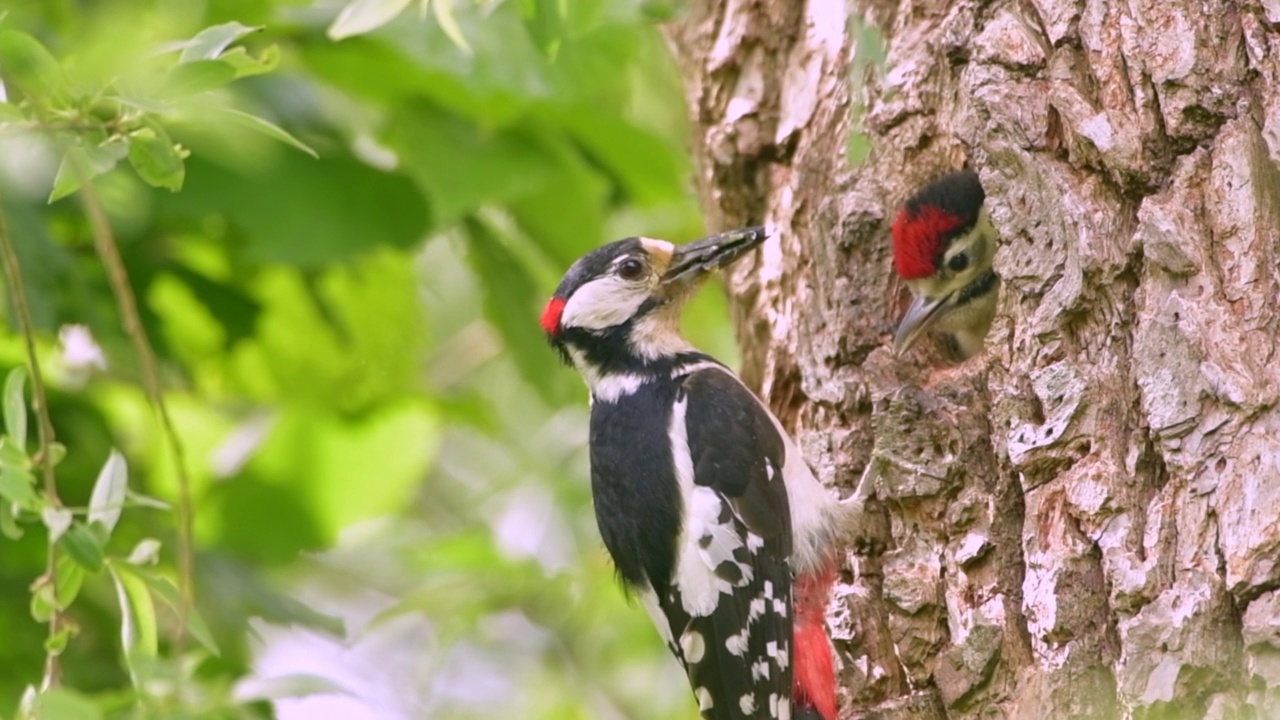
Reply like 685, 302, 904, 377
948, 252, 970, 273
618, 258, 645, 280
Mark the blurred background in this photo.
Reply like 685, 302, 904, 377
0, 0, 744, 717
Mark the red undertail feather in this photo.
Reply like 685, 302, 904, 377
793, 558, 838, 720
891, 205, 964, 280
541, 297, 566, 336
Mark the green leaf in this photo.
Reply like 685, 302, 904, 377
0, 465, 36, 507
48, 138, 129, 203
58, 522, 104, 572
108, 565, 158, 682
4, 365, 27, 450
219, 45, 281, 79
30, 581, 54, 622
160, 155, 426, 267
0, 499, 22, 539
213, 108, 318, 158
0, 30, 66, 101
0, 435, 27, 466
129, 568, 220, 657
521, 0, 565, 59
390, 102, 555, 225
178, 22, 262, 63
54, 551, 85, 609
160, 59, 237, 97
232, 673, 352, 703
44, 624, 74, 655
463, 217, 575, 404
328, 0, 413, 40
87, 449, 128, 536
128, 127, 186, 192
32, 687, 103, 720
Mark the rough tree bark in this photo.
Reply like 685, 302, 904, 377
665, 0, 1280, 717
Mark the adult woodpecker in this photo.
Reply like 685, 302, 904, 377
891, 169, 1000, 359
541, 228, 841, 720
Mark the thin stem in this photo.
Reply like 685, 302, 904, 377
0, 196, 64, 689
77, 180, 195, 649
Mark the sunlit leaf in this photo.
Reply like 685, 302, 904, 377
0, 499, 21, 538
48, 138, 129, 203
212, 108, 318, 158
178, 22, 262, 63
521, 0, 565, 58
232, 673, 352, 703
219, 45, 281, 79
2, 367, 26, 451
0, 30, 66, 101
129, 568, 220, 656
32, 687, 103, 720
87, 449, 128, 535
0, 466, 36, 507
58, 522, 104, 572
328, 0, 413, 40
108, 564, 158, 683
54, 551, 85, 609
160, 59, 237, 97
0, 436, 26, 466
128, 126, 186, 191
44, 624, 74, 655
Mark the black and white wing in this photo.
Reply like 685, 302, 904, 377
662, 366, 796, 720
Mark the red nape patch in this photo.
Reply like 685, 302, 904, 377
793, 559, 838, 720
892, 205, 965, 280
540, 297, 566, 336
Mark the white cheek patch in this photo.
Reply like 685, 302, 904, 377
559, 275, 649, 331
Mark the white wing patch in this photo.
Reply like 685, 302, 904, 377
668, 396, 754, 617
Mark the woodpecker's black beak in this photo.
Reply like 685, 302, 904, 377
661, 227, 768, 285
893, 293, 952, 355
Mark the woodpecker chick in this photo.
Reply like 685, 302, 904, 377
542, 228, 842, 720
891, 169, 1000, 358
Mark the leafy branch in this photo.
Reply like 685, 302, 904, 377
0, 196, 65, 689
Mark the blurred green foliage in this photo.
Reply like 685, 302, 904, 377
0, 0, 736, 716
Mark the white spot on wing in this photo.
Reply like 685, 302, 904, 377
680, 629, 706, 663
752, 660, 771, 681
695, 687, 715, 711
750, 597, 766, 619
740, 693, 756, 714
726, 628, 750, 656
778, 696, 791, 720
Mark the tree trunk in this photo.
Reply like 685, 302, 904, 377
665, 0, 1280, 717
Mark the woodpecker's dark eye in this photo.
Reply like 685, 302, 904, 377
618, 258, 645, 280
948, 252, 970, 273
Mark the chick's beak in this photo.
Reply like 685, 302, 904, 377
893, 293, 953, 355
661, 226, 768, 286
